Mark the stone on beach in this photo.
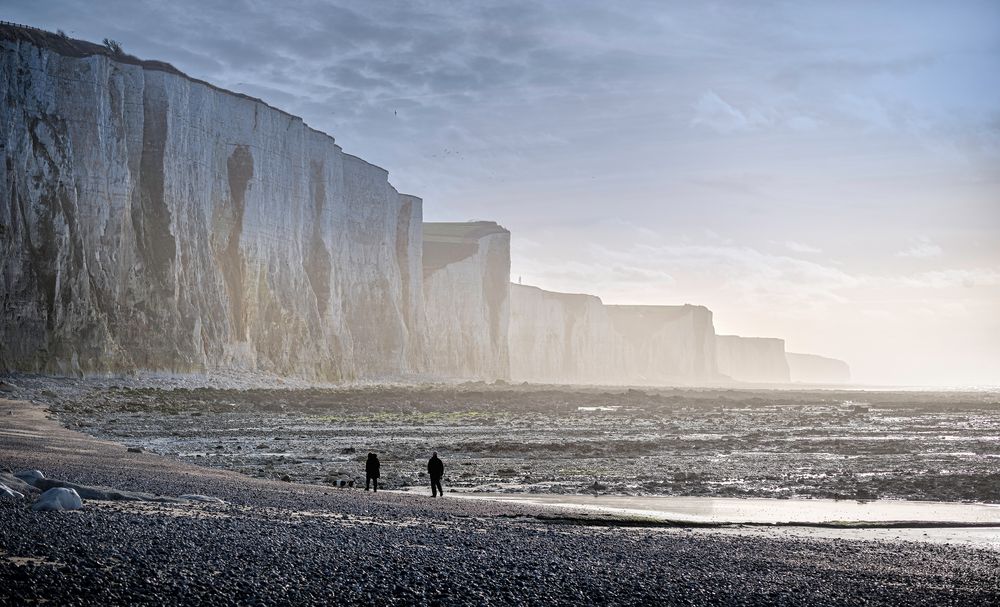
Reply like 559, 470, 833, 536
0, 472, 38, 495
178, 494, 226, 503
14, 469, 45, 485
11, 468, 186, 503
0, 482, 25, 500
31, 477, 173, 502
32, 487, 83, 511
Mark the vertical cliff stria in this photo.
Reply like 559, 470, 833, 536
423, 222, 510, 380
786, 352, 851, 384
715, 335, 791, 383
0, 25, 424, 380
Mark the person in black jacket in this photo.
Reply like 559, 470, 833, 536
365, 452, 380, 492
427, 451, 444, 497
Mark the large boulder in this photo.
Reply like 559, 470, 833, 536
32, 488, 83, 512
0, 483, 25, 500
14, 469, 45, 486
31, 478, 185, 503
0, 472, 38, 495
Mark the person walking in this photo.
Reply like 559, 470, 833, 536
365, 452, 380, 492
427, 451, 444, 497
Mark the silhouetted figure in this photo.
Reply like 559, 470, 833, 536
365, 452, 380, 492
428, 452, 444, 497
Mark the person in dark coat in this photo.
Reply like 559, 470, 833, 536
365, 452, 380, 492
427, 451, 444, 497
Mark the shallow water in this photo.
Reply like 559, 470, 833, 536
446, 493, 1000, 525
44, 383, 1000, 503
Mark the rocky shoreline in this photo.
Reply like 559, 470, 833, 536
11, 376, 999, 503
2, 396, 999, 605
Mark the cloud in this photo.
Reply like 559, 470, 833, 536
895, 268, 1000, 289
784, 241, 822, 254
896, 238, 943, 258
519, 231, 998, 319
690, 91, 767, 133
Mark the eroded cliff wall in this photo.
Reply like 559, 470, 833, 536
423, 222, 510, 380
0, 27, 424, 380
715, 335, 790, 383
508, 285, 717, 384
786, 352, 850, 384
508, 285, 618, 383
604, 305, 718, 383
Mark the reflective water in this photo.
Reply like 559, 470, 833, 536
451, 493, 1000, 525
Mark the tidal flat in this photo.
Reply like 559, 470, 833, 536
4, 382, 1000, 605
31, 381, 1000, 504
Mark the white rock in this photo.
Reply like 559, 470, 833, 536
32, 487, 83, 511
14, 470, 45, 486
0, 483, 25, 500
178, 494, 225, 503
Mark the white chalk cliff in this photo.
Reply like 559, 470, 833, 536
509, 285, 619, 383
0, 26, 424, 380
0, 25, 850, 386
715, 335, 790, 383
509, 285, 717, 384
422, 222, 510, 381
786, 352, 851, 384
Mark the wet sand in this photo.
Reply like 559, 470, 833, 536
2, 395, 1000, 605
22, 379, 999, 504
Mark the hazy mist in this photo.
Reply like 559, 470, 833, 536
8, 0, 998, 386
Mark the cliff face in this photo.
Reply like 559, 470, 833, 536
715, 335, 790, 383
423, 222, 510, 380
786, 352, 850, 384
0, 28, 424, 379
508, 285, 618, 383
508, 285, 717, 384
604, 305, 717, 383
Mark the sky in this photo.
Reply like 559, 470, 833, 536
7, 0, 1000, 386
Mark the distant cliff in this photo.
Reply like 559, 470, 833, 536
509, 285, 618, 383
423, 222, 510, 380
605, 305, 718, 383
0, 24, 850, 386
715, 335, 790, 383
0, 25, 424, 379
509, 285, 717, 384
786, 352, 850, 384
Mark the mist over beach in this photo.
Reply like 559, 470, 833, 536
1, 1, 998, 605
